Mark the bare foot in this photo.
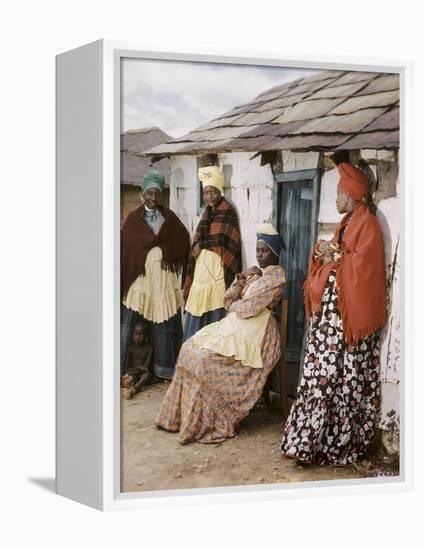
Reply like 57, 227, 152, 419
122, 387, 135, 400
122, 374, 134, 389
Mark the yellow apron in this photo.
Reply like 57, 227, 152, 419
185, 249, 226, 316
191, 278, 271, 369
123, 246, 182, 323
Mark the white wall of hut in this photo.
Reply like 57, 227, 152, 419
168, 149, 400, 455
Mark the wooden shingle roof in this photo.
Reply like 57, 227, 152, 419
144, 70, 399, 158
121, 127, 172, 186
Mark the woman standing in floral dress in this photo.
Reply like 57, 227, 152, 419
281, 163, 387, 465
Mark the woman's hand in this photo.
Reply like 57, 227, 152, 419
316, 240, 341, 265
246, 266, 262, 277
317, 240, 333, 255
236, 272, 249, 282
237, 266, 262, 282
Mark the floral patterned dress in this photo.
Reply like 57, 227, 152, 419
280, 271, 380, 465
156, 265, 285, 444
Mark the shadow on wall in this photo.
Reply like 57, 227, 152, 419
375, 203, 400, 385
222, 163, 233, 186
222, 163, 248, 270
222, 163, 234, 209
376, 208, 392, 272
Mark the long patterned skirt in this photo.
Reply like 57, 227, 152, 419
156, 316, 281, 444
280, 273, 380, 465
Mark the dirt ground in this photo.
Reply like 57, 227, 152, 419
120, 382, 397, 493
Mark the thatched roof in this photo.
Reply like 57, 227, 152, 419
121, 127, 172, 186
143, 71, 399, 159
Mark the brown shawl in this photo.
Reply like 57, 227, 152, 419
304, 202, 387, 345
121, 205, 190, 300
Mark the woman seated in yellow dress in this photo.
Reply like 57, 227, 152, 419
156, 224, 285, 444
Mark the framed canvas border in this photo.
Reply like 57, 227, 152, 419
56, 39, 413, 511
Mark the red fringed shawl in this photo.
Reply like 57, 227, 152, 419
121, 206, 190, 300
304, 202, 387, 345
183, 197, 241, 301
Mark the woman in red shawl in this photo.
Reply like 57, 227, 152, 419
281, 163, 387, 465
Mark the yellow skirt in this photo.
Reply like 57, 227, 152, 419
123, 247, 183, 323
185, 249, 226, 317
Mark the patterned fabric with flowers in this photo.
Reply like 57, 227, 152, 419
281, 272, 380, 465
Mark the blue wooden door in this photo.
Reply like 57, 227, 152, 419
275, 169, 320, 397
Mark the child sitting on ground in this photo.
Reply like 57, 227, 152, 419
121, 320, 153, 399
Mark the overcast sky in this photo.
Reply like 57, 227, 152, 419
121, 58, 317, 138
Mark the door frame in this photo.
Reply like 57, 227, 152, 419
274, 168, 322, 252
272, 168, 322, 367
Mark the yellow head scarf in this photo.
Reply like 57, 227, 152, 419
198, 166, 224, 192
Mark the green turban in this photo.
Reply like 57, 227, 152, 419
142, 169, 165, 193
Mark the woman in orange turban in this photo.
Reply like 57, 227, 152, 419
281, 163, 387, 465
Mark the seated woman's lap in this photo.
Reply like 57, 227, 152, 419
177, 338, 271, 406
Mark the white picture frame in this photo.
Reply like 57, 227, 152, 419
56, 39, 412, 511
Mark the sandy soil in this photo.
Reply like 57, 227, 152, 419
120, 382, 377, 493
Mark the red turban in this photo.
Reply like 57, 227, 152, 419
338, 162, 369, 200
